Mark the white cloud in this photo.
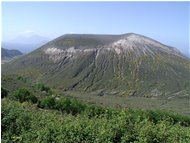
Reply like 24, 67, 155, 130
68, 32, 76, 34
17, 30, 37, 38
19, 30, 35, 35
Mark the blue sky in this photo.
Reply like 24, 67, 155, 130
2, 2, 190, 56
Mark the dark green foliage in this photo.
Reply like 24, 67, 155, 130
54, 97, 106, 116
47, 98, 86, 115
38, 96, 55, 109
28, 95, 38, 104
13, 88, 38, 103
83, 105, 109, 118
1, 87, 8, 98
65, 98, 86, 115
55, 98, 71, 113
16, 76, 27, 83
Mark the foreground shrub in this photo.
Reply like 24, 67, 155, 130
147, 110, 190, 127
2, 99, 190, 143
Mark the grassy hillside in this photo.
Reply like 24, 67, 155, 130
2, 74, 190, 116
2, 33, 190, 97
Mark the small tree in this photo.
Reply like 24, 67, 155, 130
62, 98, 72, 114
55, 98, 66, 112
39, 97, 55, 109
14, 88, 38, 103
55, 98, 86, 115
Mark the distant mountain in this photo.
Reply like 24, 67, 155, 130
2, 33, 51, 53
9, 34, 50, 45
1, 48, 23, 60
2, 33, 190, 97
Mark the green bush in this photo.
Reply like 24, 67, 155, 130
147, 110, 190, 127
55, 98, 86, 115
54, 98, 68, 112
38, 96, 55, 109
13, 88, 38, 103
1, 87, 8, 98
16, 76, 27, 83
2, 99, 190, 143
68, 99, 86, 115
36, 83, 50, 93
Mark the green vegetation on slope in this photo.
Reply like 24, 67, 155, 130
2, 74, 190, 116
2, 81, 190, 143
13, 88, 38, 103
2, 97, 190, 143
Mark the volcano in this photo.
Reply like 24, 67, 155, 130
2, 33, 190, 97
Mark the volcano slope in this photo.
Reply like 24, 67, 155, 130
2, 33, 190, 98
